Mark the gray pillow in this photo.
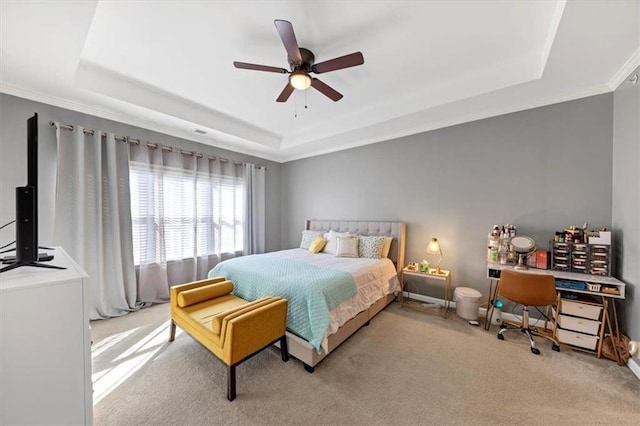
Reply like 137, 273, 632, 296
300, 230, 324, 249
358, 235, 386, 259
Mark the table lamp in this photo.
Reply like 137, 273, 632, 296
426, 237, 443, 274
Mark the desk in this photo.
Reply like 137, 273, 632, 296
402, 268, 451, 318
485, 262, 626, 363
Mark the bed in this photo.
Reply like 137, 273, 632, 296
207, 219, 406, 372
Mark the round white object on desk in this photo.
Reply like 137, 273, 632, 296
511, 235, 535, 252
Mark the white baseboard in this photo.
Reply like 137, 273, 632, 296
403, 292, 449, 307
403, 291, 543, 326
628, 358, 640, 381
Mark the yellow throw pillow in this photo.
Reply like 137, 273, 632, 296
308, 236, 328, 254
177, 280, 234, 307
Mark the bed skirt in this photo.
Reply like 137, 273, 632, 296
276, 292, 396, 372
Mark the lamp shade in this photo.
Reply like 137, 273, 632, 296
426, 237, 443, 273
426, 238, 442, 255
289, 72, 311, 90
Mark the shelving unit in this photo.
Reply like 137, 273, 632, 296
550, 241, 611, 276
487, 236, 515, 264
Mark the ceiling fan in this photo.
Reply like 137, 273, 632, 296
233, 19, 364, 103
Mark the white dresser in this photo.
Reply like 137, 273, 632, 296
0, 247, 92, 425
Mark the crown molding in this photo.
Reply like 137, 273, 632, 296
608, 47, 640, 90
0, 83, 283, 163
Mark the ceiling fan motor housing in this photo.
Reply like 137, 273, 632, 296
289, 47, 315, 73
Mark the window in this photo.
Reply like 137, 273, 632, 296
129, 162, 244, 265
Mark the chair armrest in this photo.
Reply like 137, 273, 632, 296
222, 298, 288, 364
170, 277, 229, 308
212, 297, 280, 335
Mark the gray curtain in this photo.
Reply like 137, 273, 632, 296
129, 143, 246, 303
52, 123, 139, 320
243, 163, 266, 255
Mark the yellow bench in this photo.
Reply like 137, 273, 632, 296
169, 277, 288, 401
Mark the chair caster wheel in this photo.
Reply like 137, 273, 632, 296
499, 324, 507, 329
531, 347, 540, 355
552, 344, 560, 352
497, 333, 504, 340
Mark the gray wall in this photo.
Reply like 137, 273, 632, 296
612, 66, 640, 351
3, 88, 635, 344
0, 93, 282, 252
281, 94, 614, 303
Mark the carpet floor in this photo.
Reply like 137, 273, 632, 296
91, 301, 640, 425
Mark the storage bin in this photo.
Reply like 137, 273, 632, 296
453, 287, 482, 321
557, 314, 601, 335
560, 299, 602, 320
556, 328, 599, 351
585, 283, 601, 292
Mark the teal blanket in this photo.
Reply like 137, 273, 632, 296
208, 255, 357, 352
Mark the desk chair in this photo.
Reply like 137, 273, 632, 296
496, 269, 561, 355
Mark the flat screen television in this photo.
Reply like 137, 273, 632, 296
1, 113, 63, 273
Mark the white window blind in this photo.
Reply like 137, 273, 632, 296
129, 162, 244, 265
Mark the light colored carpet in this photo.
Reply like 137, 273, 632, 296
91, 301, 640, 425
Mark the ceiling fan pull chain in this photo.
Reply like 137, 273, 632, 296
294, 92, 298, 118
305, 90, 308, 109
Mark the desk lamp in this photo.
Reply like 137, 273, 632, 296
426, 238, 443, 274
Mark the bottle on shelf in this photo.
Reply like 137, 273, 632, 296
498, 238, 510, 264
487, 227, 499, 262
488, 224, 517, 263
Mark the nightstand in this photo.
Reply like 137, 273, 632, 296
402, 267, 452, 318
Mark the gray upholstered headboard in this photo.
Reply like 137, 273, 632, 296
304, 220, 406, 274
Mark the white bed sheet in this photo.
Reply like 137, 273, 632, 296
262, 248, 400, 350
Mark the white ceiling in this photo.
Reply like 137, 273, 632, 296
1, 1, 639, 163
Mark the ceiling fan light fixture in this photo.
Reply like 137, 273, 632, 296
289, 72, 311, 90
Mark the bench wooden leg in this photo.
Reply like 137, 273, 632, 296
169, 320, 176, 342
280, 335, 289, 362
227, 364, 236, 401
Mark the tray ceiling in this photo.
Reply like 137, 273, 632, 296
1, 1, 638, 162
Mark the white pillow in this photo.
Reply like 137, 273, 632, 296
335, 235, 359, 258
381, 236, 393, 258
322, 230, 352, 254
300, 230, 324, 250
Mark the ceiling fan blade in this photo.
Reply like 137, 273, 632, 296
274, 19, 302, 64
312, 52, 364, 74
311, 78, 343, 102
276, 83, 295, 103
233, 62, 289, 73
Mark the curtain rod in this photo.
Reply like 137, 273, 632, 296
49, 121, 264, 168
